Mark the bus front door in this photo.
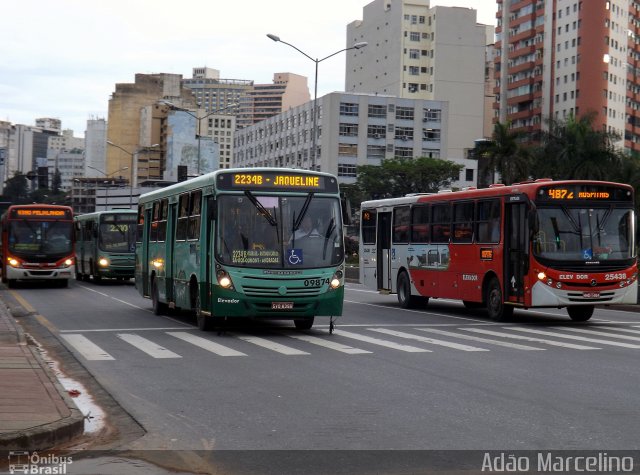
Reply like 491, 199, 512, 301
504, 198, 528, 305
376, 212, 392, 291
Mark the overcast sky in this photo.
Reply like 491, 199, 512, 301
0, 0, 496, 137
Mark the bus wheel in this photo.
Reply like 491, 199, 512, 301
152, 280, 167, 315
567, 305, 594, 322
397, 271, 421, 309
485, 277, 513, 321
294, 317, 314, 330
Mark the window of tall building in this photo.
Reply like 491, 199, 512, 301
396, 107, 414, 120
338, 164, 357, 177
340, 102, 359, 116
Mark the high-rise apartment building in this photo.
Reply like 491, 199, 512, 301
346, 0, 492, 182
495, 0, 639, 151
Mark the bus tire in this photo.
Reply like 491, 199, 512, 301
397, 271, 421, 309
567, 305, 594, 322
294, 317, 314, 330
485, 277, 513, 321
152, 279, 167, 315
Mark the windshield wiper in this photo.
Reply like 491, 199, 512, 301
244, 191, 277, 226
292, 192, 314, 232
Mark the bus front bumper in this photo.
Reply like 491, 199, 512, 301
5, 265, 74, 281
531, 280, 638, 307
211, 286, 344, 318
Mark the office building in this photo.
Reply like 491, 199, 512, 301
233, 92, 478, 188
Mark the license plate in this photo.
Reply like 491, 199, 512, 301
272, 302, 294, 310
583, 291, 600, 299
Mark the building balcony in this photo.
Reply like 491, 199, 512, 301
508, 44, 536, 59
507, 93, 534, 105
508, 61, 535, 75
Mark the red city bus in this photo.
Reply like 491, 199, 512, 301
359, 179, 637, 321
1, 204, 75, 287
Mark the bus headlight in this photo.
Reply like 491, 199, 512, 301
330, 270, 343, 289
537, 272, 546, 280
64, 258, 74, 267
98, 257, 109, 267
216, 270, 233, 289
8, 257, 20, 268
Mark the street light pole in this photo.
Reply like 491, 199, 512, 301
267, 34, 367, 171
106, 141, 159, 209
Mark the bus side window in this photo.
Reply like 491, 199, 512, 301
136, 206, 144, 244
361, 210, 376, 245
392, 206, 410, 243
176, 193, 189, 241
188, 191, 202, 240
411, 205, 429, 243
452, 202, 474, 243
431, 203, 450, 243
476, 199, 500, 243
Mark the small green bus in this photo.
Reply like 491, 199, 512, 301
135, 168, 346, 331
74, 210, 137, 282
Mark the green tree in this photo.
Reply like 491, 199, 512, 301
485, 121, 531, 185
3, 172, 29, 204
532, 112, 622, 180
355, 157, 463, 199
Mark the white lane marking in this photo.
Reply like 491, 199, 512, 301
417, 328, 544, 351
343, 300, 487, 323
286, 334, 372, 354
332, 330, 431, 352
596, 326, 640, 335
60, 334, 115, 360
60, 327, 191, 333
560, 327, 640, 342
508, 327, 640, 349
166, 332, 247, 356
117, 334, 182, 358
464, 328, 600, 350
369, 328, 489, 352
235, 335, 310, 355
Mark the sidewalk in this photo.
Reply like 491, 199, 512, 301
0, 300, 84, 451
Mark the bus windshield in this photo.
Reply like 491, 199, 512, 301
99, 216, 137, 253
216, 194, 344, 269
533, 206, 635, 262
8, 220, 73, 256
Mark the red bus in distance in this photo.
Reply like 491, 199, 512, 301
359, 179, 637, 321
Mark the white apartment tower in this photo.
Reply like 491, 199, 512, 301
346, 0, 492, 179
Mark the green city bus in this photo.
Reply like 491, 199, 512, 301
135, 168, 346, 331
74, 209, 138, 282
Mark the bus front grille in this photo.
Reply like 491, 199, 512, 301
242, 285, 323, 298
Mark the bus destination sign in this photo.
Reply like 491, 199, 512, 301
538, 185, 632, 202
12, 208, 70, 218
217, 171, 338, 193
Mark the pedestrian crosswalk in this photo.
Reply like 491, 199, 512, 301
58, 324, 640, 361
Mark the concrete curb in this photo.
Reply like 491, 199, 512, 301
0, 299, 85, 451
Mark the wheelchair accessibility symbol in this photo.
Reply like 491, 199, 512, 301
288, 249, 303, 265
582, 248, 593, 260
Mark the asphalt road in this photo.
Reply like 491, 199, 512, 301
4, 279, 640, 472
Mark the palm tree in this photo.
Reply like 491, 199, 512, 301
534, 112, 621, 180
485, 121, 531, 185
